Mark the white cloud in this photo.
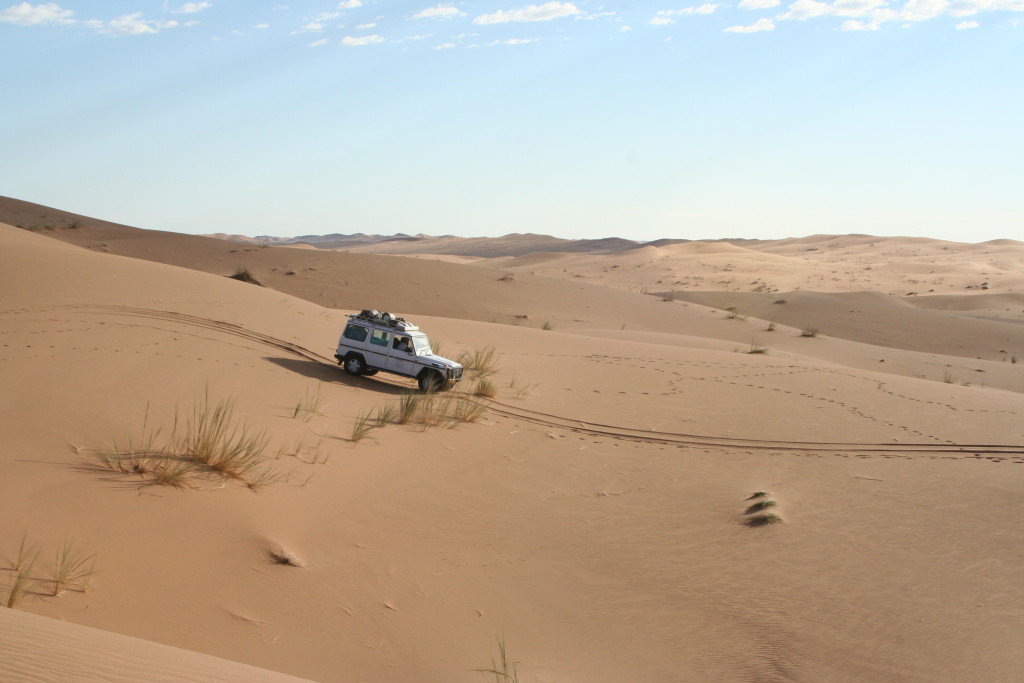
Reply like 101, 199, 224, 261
341, 33, 384, 45
956, 17, 980, 25
777, 0, 830, 19
841, 18, 881, 27
0, 2, 74, 25
650, 5, 720, 23
621, 24, 632, 30
724, 16, 775, 29
357, 22, 376, 28
107, 12, 179, 35
308, 37, 329, 46
739, 0, 781, 7
301, 21, 325, 32
473, 2, 581, 24
254, 23, 269, 29
173, 2, 211, 14
413, 5, 466, 19
338, 0, 361, 7
492, 36, 539, 44
434, 41, 456, 48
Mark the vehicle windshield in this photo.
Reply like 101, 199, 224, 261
413, 336, 432, 355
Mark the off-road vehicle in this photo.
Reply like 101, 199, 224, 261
335, 310, 464, 392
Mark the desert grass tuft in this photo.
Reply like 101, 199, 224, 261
418, 393, 455, 429
291, 384, 325, 421
450, 397, 487, 424
457, 346, 500, 377
765, 321, 776, 332
178, 391, 270, 479
245, 465, 289, 491
374, 401, 398, 427
5, 554, 39, 609
800, 326, 819, 338
746, 512, 784, 526
52, 541, 96, 597
747, 341, 768, 354
509, 377, 535, 400
228, 266, 263, 286
475, 638, 520, 683
475, 377, 498, 399
350, 409, 378, 443
149, 458, 197, 488
748, 491, 770, 499
943, 369, 956, 384
541, 321, 553, 331
746, 499, 778, 513
398, 392, 423, 425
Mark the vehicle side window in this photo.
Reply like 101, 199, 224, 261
370, 329, 389, 347
343, 324, 368, 342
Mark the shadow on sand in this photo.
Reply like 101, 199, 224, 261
263, 357, 411, 396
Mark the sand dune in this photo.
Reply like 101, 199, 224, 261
2, 204, 1024, 682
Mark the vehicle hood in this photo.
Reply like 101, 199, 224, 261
425, 354, 463, 370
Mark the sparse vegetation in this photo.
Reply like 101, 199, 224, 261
374, 402, 397, 427
724, 307, 747, 320
765, 321, 776, 332
228, 266, 263, 286
291, 384, 325, 421
457, 346, 500, 377
800, 326, 819, 338
498, 272, 515, 282
943, 369, 956, 384
5, 535, 39, 609
350, 410, 378, 443
475, 638, 520, 683
399, 392, 423, 425
509, 377, 535, 400
94, 392, 277, 489
450, 396, 487, 424
746, 499, 778, 513
179, 392, 269, 479
774, 299, 787, 304
475, 377, 497, 398
541, 321, 553, 331
746, 513, 784, 526
52, 541, 96, 597
747, 341, 768, 354
749, 491, 770, 499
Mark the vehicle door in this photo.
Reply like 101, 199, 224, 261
386, 335, 417, 376
365, 328, 390, 369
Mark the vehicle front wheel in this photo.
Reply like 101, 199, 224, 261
417, 371, 444, 393
344, 355, 365, 376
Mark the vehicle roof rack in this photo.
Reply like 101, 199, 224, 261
351, 309, 419, 332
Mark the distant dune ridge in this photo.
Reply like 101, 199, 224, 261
1, 195, 1023, 682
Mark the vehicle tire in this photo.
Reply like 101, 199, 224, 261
418, 370, 444, 393
343, 354, 365, 376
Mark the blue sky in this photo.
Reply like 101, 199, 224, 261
1, 1, 1021, 242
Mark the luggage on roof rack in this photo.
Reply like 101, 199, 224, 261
353, 309, 410, 328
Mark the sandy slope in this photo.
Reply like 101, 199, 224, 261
2, 220, 1024, 682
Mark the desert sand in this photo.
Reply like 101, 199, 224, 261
1, 198, 1023, 682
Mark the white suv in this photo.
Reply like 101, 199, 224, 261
335, 310, 464, 392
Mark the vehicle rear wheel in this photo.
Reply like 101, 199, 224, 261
344, 355, 365, 376
418, 370, 444, 393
